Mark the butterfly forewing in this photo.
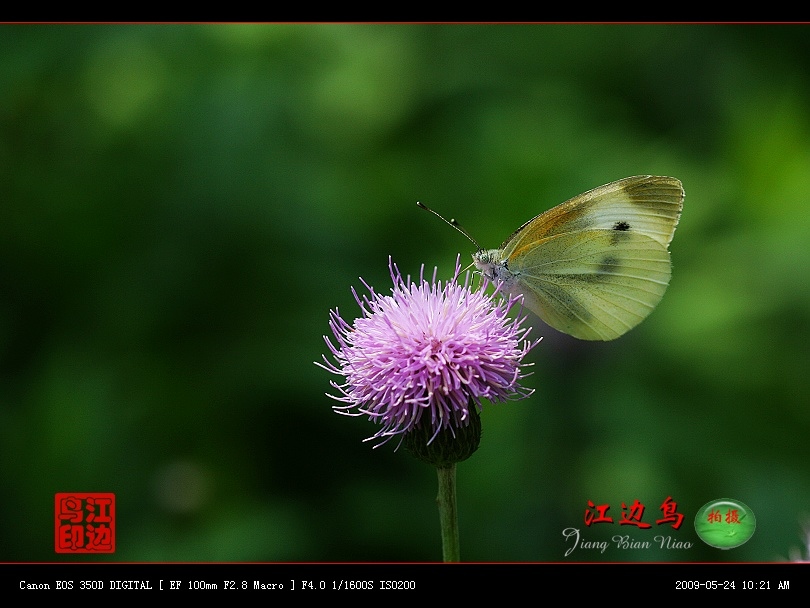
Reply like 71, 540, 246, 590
501, 175, 683, 258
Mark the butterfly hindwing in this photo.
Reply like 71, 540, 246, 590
509, 229, 672, 340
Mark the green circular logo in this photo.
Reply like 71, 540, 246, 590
694, 499, 756, 549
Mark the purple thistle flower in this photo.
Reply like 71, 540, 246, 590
317, 256, 539, 448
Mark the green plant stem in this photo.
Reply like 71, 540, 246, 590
436, 463, 459, 562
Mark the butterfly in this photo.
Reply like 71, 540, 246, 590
420, 175, 684, 340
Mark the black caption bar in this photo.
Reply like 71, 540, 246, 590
3, 563, 805, 595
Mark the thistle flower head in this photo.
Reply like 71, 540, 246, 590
317, 256, 539, 450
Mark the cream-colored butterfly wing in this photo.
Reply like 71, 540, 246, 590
507, 228, 673, 340
474, 176, 683, 341
500, 175, 682, 255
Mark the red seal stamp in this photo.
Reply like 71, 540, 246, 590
54, 493, 115, 553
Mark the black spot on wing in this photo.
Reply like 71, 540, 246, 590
610, 221, 631, 245
598, 255, 619, 275
569, 254, 621, 284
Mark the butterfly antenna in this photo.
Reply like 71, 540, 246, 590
416, 201, 481, 249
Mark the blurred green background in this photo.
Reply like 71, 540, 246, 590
1, 24, 808, 563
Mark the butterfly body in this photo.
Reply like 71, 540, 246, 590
472, 175, 684, 341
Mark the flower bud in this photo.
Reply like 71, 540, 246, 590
404, 405, 481, 467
